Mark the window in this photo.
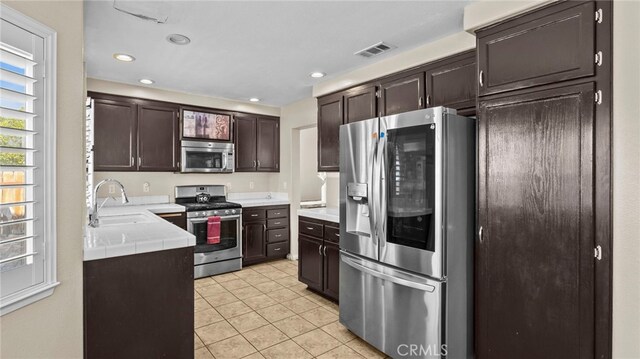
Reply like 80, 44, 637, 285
0, 5, 58, 315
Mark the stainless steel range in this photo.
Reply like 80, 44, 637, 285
175, 185, 242, 278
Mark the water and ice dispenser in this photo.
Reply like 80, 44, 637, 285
345, 182, 371, 237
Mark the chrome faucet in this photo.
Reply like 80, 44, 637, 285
89, 179, 129, 227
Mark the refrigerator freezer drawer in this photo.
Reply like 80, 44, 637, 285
339, 251, 445, 359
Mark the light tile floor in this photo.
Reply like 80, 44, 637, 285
194, 259, 388, 359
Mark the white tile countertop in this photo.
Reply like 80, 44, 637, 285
228, 192, 290, 207
297, 207, 340, 223
84, 199, 193, 262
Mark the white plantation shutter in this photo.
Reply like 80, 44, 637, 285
0, 5, 58, 315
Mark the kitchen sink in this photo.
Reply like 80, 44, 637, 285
98, 213, 155, 226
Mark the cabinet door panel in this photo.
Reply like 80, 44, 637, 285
93, 98, 137, 171
322, 241, 339, 301
317, 93, 343, 172
234, 115, 257, 172
380, 70, 425, 116
256, 117, 279, 172
426, 50, 476, 111
137, 104, 179, 171
243, 221, 266, 263
477, 83, 595, 359
477, 1, 595, 96
298, 234, 323, 291
345, 85, 377, 123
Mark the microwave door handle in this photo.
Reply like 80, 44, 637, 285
223, 152, 228, 170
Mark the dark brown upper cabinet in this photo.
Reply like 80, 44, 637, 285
137, 103, 180, 171
379, 69, 425, 116
425, 50, 476, 113
92, 93, 180, 172
317, 93, 343, 172
93, 97, 137, 171
234, 115, 280, 172
477, 1, 595, 97
234, 115, 258, 171
256, 117, 279, 171
344, 84, 378, 123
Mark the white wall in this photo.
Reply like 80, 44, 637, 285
87, 79, 282, 199
274, 97, 318, 259
0, 1, 85, 358
299, 127, 322, 202
612, 1, 640, 357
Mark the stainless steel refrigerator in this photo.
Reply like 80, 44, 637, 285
339, 107, 475, 359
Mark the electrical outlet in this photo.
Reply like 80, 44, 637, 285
108, 184, 115, 194
226, 182, 232, 191
143, 182, 150, 193
249, 181, 255, 190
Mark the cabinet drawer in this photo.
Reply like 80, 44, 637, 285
267, 228, 289, 243
300, 220, 323, 238
324, 225, 340, 244
267, 242, 289, 257
267, 218, 288, 229
243, 209, 266, 221
267, 208, 288, 219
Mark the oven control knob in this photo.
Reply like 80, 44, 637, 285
201, 212, 206, 217
225, 210, 230, 214
231, 209, 236, 214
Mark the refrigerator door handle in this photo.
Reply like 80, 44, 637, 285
341, 252, 436, 293
368, 133, 378, 245
376, 128, 387, 251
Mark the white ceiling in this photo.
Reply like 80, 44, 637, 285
85, 1, 471, 107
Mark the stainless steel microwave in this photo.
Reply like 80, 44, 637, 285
180, 140, 234, 173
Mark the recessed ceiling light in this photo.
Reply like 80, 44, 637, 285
310, 72, 325, 78
167, 34, 191, 45
249, 98, 260, 102
113, 53, 135, 62
139, 79, 154, 85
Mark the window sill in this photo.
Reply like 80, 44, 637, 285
0, 281, 60, 316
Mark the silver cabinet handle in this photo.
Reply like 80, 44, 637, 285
257, 160, 261, 167
323, 245, 327, 256
479, 70, 484, 87
274, 247, 281, 251
318, 245, 322, 255
253, 160, 256, 168
306, 227, 314, 230
426, 94, 431, 106
478, 226, 484, 243
138, 156, 142, 166
335, 233, 340, 237
275, 234, 282, 238
130, 156, 134, 166
251, 214, 258, 217
418, 96, 423, 107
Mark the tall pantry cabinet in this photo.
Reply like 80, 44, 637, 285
474, 1, 612, 358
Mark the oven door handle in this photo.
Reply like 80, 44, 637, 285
189, 214, 241, 223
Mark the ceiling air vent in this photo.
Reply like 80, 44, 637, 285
355, 42, 396, 58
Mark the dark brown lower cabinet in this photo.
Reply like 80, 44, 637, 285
298, 234, 323, 291
84, 247, 194, 359
156, 212, 187, 230
477, 82, 596, 359
243, 205, 290, 266
298, 217, 339, 301
322, 241, 340, 300
243, 221, 267, 263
